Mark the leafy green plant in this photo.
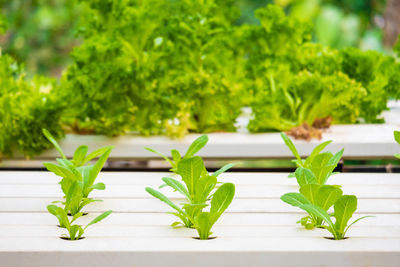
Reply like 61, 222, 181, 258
43, 129, 113, 199
145, 135, 209, 173
58, 0, 246, 137
0, 54, 64, 159
281, 132, 343, 184
195, 183, 235, 240
47, 205, 111, 240
42, 129, 112, 221
300, 195, 371, 240
146, 156, 235, 229
281, 179, 343, 229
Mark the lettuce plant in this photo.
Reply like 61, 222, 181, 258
281, 171, 343, 229
146, 156, 234, 228
0, 54, 64, 158
43, 129, 113, 199
145, 135, 208, 173
300, 195, 371, 240
281, 132, 343, 184
195, 183, 235, 240
48, 205, 111, 240
60, 0, 246, 137
43, 129, 112, 222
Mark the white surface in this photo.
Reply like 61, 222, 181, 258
0, 171, 399, 267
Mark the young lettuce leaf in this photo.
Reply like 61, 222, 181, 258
195, 183, 235, 240
300, 195, 372, 240
281, 184, 343, 229
145, 135, 208, 173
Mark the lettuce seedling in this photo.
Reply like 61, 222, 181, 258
48, 205, 111, 240
146, 156, 235, 228
300, 195, 372, 239
394, 131, 400, 159
42, 129, 113, 198
145, 135, 208, 173
195, 183, 235, 240
281, 132, 343, 184
281, 183, 342, 229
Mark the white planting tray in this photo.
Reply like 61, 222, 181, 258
0, 171, 399, 267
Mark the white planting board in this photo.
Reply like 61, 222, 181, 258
0, 171, 399, 267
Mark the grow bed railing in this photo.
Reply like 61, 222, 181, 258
2, 102, 400, 170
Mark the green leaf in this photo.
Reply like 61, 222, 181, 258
280, 192, 310, 207
195, 212, 212, 240
145, 147, 173, 166
47, 204, 58, 216
177, 156, 205, 197
209, 183, 235, 224
82, 146, 114, 165
73, 145, 88, 166
295, 167, 317, 186
299, 184, 321, 204
171, 149, 181, 166
146, 187, 186, 215
90, 182, 106, 190
394, 131, 400, 144
65, 181, 83, 215
304, 140, 332, 166
161, 177, 190, 200
280, 132, 301, 162
85, 147, 112, 195
300, 204, 337, 238
43, 162, 76, 181
184, 135, 208, 158
43, 128, 66, 159
56, 207, 70, 230
193, 175, 217, 204
84, 210, 112, 230
212, 163, 236, 177
333, 195, 357, 234
69, 224, 83, 240
57, 159, 83, 181
315, 185, 343, 211
70, 212, 83, 224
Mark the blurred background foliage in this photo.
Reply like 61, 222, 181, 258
0, 0, 81, 76
0, 0, 397, 77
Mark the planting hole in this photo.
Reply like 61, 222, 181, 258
323, 237, 349, 240
60, 237, 85, 241
67, 212, 88, 216
192, 236, 217, 240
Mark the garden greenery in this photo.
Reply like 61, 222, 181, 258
145, 135, 209, 173
280, 132, 372, 238
146, 136, 235, 239
280, 132, 343, 184
301, 196, 371, 240
48, 205, 112, 240
43, 129, 113, 239
0, 54, 64, 159
146, 155, 235, 230
1, 1, 400, 158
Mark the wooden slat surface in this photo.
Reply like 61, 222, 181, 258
0, 171, 399, 267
